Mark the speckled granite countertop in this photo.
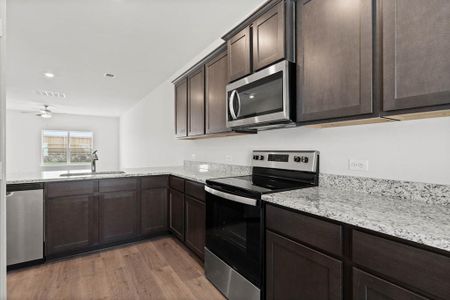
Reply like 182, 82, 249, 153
262, 186, 450, 252
6, 162, 251, 185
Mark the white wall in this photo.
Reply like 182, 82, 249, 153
120, 79, 450, 185
0, 0, 7, 296
6, 110, 120, 174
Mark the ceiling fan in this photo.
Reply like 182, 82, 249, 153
21, 105, 53, 118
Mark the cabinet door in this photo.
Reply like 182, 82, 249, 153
297, 0, 373, 121
99, 191, 138, 244
188, 67, 205, 136
46, 195, 97, 256
205, 50, 230, 134
227, 26, 251, 82
141, 188, 168, 235
185, 196, 205, 259
266, 230, 342, 300
175, 78, 188, 137
169, 189, 185, 241
353, 269, 428, 300
253, 1, 285, 71
382, 0, 450, 112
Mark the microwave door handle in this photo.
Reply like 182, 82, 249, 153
205, 186, 257, 206
229, 90, 240, 120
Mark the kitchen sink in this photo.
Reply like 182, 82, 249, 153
60, 171, 126, 177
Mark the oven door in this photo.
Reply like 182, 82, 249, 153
205, 186, 262, 288
226, 60, 293, 129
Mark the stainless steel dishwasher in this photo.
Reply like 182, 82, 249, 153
6, 183, 44, 266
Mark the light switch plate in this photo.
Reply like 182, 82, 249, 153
349, 159, 369, 171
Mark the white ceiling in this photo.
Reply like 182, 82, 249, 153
6, 0, 264, 117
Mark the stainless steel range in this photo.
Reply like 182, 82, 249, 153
204, 150, 320, 300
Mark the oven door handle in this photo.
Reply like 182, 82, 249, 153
205, 186, 257, 207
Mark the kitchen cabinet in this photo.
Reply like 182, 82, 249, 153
266, 230, 342, 300
382, 0, 450, 113
168, 177, 206, 259
187, 66, 205, 136
99, 191, 138, 244
169, 188, 185, 241
252, 0, 285, 71
141, 176, 169, 236
353, 230, 450, 300
175, 78, 188, 137
45, 181, 98, 256
266, 203, 450, 300
205, 49, 229, 134
185, 196, 205, 259
46, 194, 97, 256
227, 26, 251, 82
296, 0, 373, 122
353, 269, 427, 300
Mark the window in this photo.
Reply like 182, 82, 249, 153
42, 130, 94, 165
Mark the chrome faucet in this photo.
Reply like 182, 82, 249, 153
91, 150, 99, 173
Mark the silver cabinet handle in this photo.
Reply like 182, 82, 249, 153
6, 192, 14, 197
229, 90, 241, 120
205, 186, 257, 206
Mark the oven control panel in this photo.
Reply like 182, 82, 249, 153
252, 151, 319, 172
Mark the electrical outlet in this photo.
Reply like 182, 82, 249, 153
349, 159, 369, 171
225, 155, 232, 163
191, 154, 196, 160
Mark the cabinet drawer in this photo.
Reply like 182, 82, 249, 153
353, 230, 450, 300
46, 180, 97, 198
185, 181, 205, 202
99, 178, 137, 193
169, 176, 185, 192
266, 204, 342, 256
141, 175, 169, 190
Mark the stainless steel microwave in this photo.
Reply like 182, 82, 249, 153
226, 60, 295, 130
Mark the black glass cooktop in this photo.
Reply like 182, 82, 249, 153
206, 175, 314, 196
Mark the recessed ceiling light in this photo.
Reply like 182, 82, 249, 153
104, 73, 115, 78
43, 72, 55, 78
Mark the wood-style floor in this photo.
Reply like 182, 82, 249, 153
7, 237, 225, 300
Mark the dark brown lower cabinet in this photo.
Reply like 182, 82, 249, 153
353, 269, 428, 300
99, 191, 138, 244
46, 195, 97, 256
266, 230, 342, 300
185, 196, 205, 259
169, 188, 185, 241
141, 188, 168, 235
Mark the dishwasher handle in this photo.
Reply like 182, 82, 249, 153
6, 192, 15, 197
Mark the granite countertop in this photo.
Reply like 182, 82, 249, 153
262, 186, 450, 252
6, 164, 251, 185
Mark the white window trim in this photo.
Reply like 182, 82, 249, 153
41, 130, 94, 167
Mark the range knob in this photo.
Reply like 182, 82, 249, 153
259, 155, 265, 160
253, 155, 259, 160
294, 156, 301, 162
301, 157, 309, 163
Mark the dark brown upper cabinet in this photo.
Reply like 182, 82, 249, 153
227, 26, 251, 82
187, 66, 205, 136
297, 0, 373, 122
174, 78, 188, 137
382, 0, 450, 113
205, 49, 230, 134
252, 1, 285, 71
